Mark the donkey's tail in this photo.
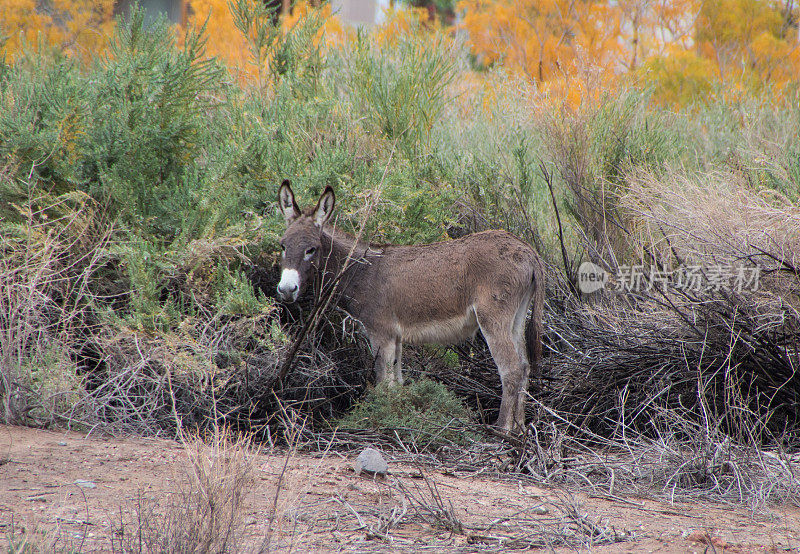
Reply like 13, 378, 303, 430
526, 257, 545, 379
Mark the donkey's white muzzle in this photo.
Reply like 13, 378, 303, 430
277, 268, 300, 302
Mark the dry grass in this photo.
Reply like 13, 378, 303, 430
622, 167, 800, 302
289, 462, 630, 550
510, 162, 800, 509
412, 155, 800, 510
3, 519, 69, 553
0, 191, 112, 428
517, 399, 800, 510
112, 426, 255, 553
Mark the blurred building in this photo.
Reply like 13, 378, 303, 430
330, 0, 391, 26
115, 0, 188, 26
113, 0, 394, 27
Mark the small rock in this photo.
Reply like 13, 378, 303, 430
58, 441, 67, 446
73, 479, 96, 489
531, 505, 549, 515
354, 447, 388, 476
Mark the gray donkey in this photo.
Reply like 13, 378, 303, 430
276, 181, 544, 433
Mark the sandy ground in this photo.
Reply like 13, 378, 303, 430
1, 425, 798, 552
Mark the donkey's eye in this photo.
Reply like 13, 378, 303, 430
305, 247, 316, 256
280, 244, 286, 251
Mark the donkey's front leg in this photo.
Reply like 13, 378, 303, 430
371, 335, 401, 386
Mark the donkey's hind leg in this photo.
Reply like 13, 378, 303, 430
478, 312, 530, 433
393, 338, 404, 385
511, 290, 535, 421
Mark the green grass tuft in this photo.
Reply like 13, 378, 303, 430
337, 378, 478, 448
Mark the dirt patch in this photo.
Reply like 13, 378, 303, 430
1, 425, 798, 552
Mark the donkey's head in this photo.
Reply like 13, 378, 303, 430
276, 180, 335, 302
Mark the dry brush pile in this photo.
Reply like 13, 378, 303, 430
543, 167, 800, 442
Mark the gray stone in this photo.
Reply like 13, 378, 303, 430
354, 447, 388, 476
73, 479, 96, 489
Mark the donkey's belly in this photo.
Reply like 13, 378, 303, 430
399, 308, 479, 346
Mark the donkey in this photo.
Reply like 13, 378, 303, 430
276, 181, 545, 433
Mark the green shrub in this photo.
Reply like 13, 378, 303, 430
84, 8, 229, 241
337, 378, 478, 448
213, 265, 274, 317
342, 34, 457, 157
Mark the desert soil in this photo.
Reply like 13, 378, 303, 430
1, 425, 798, 552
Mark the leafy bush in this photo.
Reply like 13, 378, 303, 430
337, 379, 478, 448
343, 34, 456, 155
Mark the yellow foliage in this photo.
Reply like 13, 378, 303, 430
460, 0, 799, 108
696, 0, 783, 47
282, 0, 346, 43
635, 48, 719, 109
188, 0, 252, 72
615, 0, 699, 69
696, 0, 800, 87
750, 31, 794, 82
53, 0, 115, 56
373, 5, 431, 46
1, 0, 114, 63
187, 0, 436, 84
188, 0, 346, 80
1, 0, 52, 57
458, 0, 626, 107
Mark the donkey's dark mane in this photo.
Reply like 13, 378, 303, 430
321, 224, 394, 250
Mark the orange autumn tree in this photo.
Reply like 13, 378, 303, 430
458, 0, 626, 106
1, 0, 115, 62
373, 4, 432, 45
615, 0, 699, 71
635, 0, 799, 107
695, 0, 800, 88
187, 0, 253, 72
188, 0, 343, 82
621, 0, 718, 108
461, 0, 799, 107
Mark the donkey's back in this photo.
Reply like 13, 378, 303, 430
351, 230, 538, 347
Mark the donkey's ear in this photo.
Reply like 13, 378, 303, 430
313, 186, 335, 227
278, 180, 301, 224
